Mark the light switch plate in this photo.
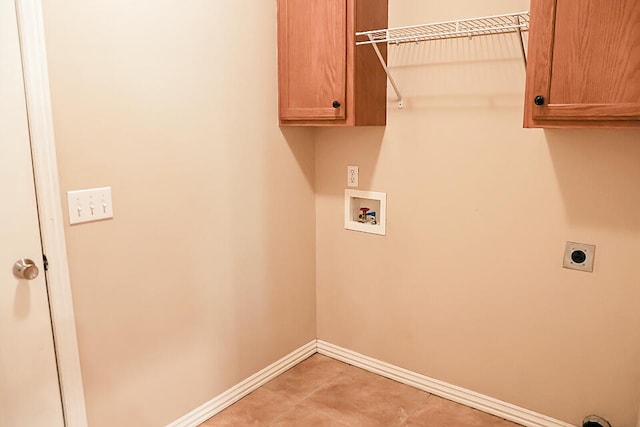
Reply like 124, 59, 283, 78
67, 187, 113, 225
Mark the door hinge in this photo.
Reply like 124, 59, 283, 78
42, 254, 49, 271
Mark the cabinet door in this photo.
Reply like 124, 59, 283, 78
525, 0, 640, 127
278, 0, 346, 121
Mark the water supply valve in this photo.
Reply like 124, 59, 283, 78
358, 207, 370, 223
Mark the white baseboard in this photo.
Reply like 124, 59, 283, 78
166, 340, 317, 427
316, 340, 575, 427
168, 339, 575, 427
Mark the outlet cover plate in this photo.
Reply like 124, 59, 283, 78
347, 165, 359, 187
563, 241, 595, 272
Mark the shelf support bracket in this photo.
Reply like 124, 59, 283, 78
367, 34, 404, 109
515, 15, 527, 68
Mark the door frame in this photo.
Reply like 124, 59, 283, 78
14, 0, 87, 425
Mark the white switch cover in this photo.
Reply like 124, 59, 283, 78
347, 165, 359, 187
67, 187, 113, 225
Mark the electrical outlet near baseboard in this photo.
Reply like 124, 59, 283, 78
563, 242, 595, 272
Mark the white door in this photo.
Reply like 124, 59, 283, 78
0, 0, 65, 425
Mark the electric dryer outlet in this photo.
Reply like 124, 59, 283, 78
563, 241, 595, 272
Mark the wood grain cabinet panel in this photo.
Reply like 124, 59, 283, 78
524, 0, 640, 128
278, 0, 388, 126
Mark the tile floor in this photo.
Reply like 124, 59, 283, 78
199, 354, 523, 426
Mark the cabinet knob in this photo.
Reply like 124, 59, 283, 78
332, 100, 341, 109
534, 95, 545, 106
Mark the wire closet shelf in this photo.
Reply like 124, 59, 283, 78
355, 11, 530, 109
356, 11, 530, 46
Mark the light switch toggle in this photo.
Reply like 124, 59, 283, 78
67, 187, 114, 225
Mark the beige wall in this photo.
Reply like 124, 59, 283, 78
42, 1, 316, 426
41, 0, 640, 425
316, 1, 640, 426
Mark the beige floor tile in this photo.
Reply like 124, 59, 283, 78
302, 364, 431, 427
270, 404, 349, 427
263, 354, 347, 402
404, 395, 521, 427
199, 355, 525, 427
198, 387, 294, 426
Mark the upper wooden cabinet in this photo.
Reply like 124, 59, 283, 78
277, 0, 388, 126
524, 0, 640, 128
